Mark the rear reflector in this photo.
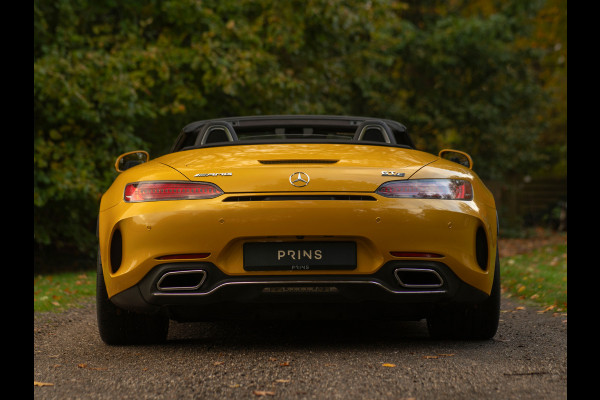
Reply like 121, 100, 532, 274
156, 253, 210, 260
390, 252, 443, 258
124, 181, 223, 202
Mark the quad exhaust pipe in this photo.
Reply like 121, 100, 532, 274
394, 268, 444, 289
156, 269, 207, 291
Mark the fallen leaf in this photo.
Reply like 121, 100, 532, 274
423, 353, 455, 359
253, 390, 275, 396
541, 305, 556, 313
382, 363, 396, 367
77, 363, 107, 371
279, 362, 290, 367
34, 381, 54, 387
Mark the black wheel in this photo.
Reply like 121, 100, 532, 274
96, 250, 169, 345
427, 250, 501, 340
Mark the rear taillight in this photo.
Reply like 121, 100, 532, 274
376, 179, 473, 200
124, 181, 223, 202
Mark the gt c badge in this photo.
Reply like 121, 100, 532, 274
381, 171, 405, 177
289, 172, 310, 187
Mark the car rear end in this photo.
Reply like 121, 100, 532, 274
98, 143, 497, 323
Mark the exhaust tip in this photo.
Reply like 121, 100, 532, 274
156, 270, 207, 291
394, 268, 444, 289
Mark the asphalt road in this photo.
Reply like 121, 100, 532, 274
34, 297, 566, 399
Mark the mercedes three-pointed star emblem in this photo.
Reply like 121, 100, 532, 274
289, 172, 310, 187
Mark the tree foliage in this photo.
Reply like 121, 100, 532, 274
34, 0, 565, 261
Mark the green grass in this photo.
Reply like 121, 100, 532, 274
500, 243, 567, 312
34, 270, 96, 312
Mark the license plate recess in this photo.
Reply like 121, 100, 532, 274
243, 241, 357, 271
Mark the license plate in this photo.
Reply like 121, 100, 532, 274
243, 241, 357, 271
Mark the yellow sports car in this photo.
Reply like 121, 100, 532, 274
97, 115, 500, 344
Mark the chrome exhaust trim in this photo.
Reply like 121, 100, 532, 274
156, 269, 207, 291
394, 268, 444, 289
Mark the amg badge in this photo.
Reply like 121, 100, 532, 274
194, 172, 233, 177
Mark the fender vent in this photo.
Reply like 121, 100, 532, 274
109, 229, 122, 274
475, 227, 489, 271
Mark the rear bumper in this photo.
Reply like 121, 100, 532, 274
110, 260, 489, 321
99, 195, 498, 298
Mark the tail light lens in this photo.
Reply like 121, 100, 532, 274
376, 179, 473, 200
124, 181, 223, 202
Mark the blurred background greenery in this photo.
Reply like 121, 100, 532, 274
34, 0, 566, 271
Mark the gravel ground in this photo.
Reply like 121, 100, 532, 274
34, 294, 566, 399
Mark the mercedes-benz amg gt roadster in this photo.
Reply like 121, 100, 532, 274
97, 115, 500, 344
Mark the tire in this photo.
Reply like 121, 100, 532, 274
96, 250, 169, 345
427, 250, 501, 340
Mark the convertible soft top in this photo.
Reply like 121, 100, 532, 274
171, 115, 415, 152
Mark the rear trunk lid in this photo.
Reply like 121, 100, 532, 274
157, 143, 437, 193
